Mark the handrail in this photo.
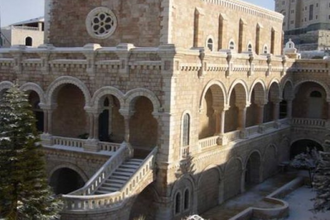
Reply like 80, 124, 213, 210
62, 147, 158, 211
52, 136, 85, 148
69, 142, 129, 196
291, 118, 326, 127
199, 136, 219, 149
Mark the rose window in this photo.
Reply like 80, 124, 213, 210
86, 7, 117, 39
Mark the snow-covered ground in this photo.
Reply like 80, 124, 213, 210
284, 185, 330, 220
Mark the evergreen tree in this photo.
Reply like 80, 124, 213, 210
0, 86, 62, 219
313, 152, 330, 212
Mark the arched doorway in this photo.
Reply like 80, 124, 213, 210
49, 168, 85, 194
199, 84, 225, 139
264, 82, 280, 123
25, 37, 33, 46
290, 139, 323, 159
280, 81, 293, 119
52, 84, 88, 138
129, 97, 158, 154
245, 152, 261, 189
293, 82, 327, 119
263, 145, 278, 179
28, 91, 44, 132
246, 82, 266, 127
98, 95, 124, 143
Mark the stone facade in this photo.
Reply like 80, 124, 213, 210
1, 0, 330, 220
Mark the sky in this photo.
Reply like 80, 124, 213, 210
0, 0, 274, 27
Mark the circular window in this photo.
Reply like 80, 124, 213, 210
86, 7, 117, 39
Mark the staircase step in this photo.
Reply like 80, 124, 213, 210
96, 189, 114, 194
99, 186, 120, 191
106, 178, 126, 184
120, 164, 140, 169
116, 168, 135, 173
113, 171, 132, 177
111, 174, 131, 180
103, 182, 123, 188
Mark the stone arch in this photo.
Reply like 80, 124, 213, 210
46, 76, 91, 107
180, 111, 192, 158
263, 144, 278, 179
20, 82, 46, 104
227, 80, 249, 105
281, 79, 294, 98
249, 79, 267, 104
224, 157, 243, 200
91, 86, 125, 111
49, 164, 88, 195
244, 150, 262, 188
197, 166, 222, 214
125, 88, 161, 114
129, 184, 159, 220
49, 163, 89, 182
0, 81, 14, 93
294, 79, 330, 101
267, 79, 281, 101
197, 164, 223, 187
199, 80, 227, 110
290, 138, 324, 159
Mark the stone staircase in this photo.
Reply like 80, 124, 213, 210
94, 158, 144, 195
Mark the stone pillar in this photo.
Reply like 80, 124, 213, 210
119, 109, 134, 157
39, 104, 55, 146
237, 105, 248, 139
84, 108, 99, 152
273, 100, 281, 128
93, 113, 99, 140
257, 103, 265, 133
286, 99, 293, 119
154, 198, 173, 220
47, 109, 53, 134
218, 106, 229, 145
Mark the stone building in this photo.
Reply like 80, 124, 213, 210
275, 0, 330, 51
0, 17, 44, 48
0, 0, 329, 219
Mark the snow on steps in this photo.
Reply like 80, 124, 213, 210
61, 145, 158, 212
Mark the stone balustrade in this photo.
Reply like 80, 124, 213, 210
62, 147, 158, 212
98, 141, 121, 152
70, 142, 129, 196
52, 136, 85, 148
199, 136, 219, 149
291, 118, 326, 128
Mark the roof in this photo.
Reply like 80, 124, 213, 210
10, 17, 44, 26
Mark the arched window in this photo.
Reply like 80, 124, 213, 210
182, 114, 190, 147
229, 40, 235, 50
247, 43, 252, 52
263, 45, 268, 54
99, 97, 113, 141
175, 192, 181, 214
207, 38, 213, 51
184, 189, 190, 210
25, 37, 32, 46
271, 28, 275, 54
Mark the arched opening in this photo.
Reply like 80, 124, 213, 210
270, 29, 275, 54
49, 168, 85, 195
245, 152, 261, 189
28, 91, 44, 132
225, 84, 247, 132
290, 139, 324, 159
25, 37, 33, 46
98, 95, 124, 143
175, 192, 181, 215
193, 9, 200, 47
52, 84, 88, 138
293, 82, 327, 119
224, 158, 242, 200
199, 85, 225, 139
263, 145, 278, 179
184, 189, 190, 211
129, 97, 158, 152
218, 15, 225, 50
129, 185, 157, 220
207, 38, 213, 51
280, 82, 293, 119
264, 83, 280, 123
246, 83, 265, 127
197, 168, 220, 213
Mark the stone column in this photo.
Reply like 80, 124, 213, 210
214, 109, 221, 135
273, 99, 281, 128
286, 99, 293, 119
218, 106, 229, 145
237, 105, 248, 139
119, 109, 134, 157
39, 104, 55, 146
47, 108, 53, 134
93, 113, 99, 140
256, 103, 265, 133
84, 108, 99, 152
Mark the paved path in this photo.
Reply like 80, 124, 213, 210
202, 172, 297, 220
